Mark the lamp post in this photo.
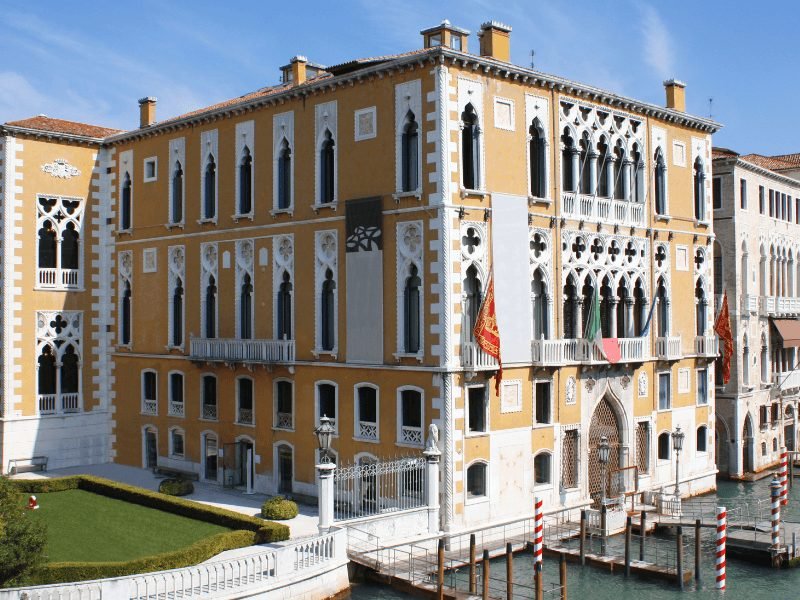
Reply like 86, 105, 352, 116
314, 416, 336, 533
672, 425, 685, 497
598, 435, 610, 507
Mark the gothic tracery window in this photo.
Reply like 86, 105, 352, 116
37, 195, 84, 289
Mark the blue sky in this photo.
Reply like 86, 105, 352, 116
0, 1, 793, 154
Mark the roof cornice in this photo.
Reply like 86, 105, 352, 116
105, 46, 721, 145
0, 124, 107, 145
714, 156, 800, 188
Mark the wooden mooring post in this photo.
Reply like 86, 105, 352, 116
560, 552, 568, 600
676, 526, 684, 590
579, 510, 586, 565
482, 549, 490, 600
535, 564, 543, 600
437, 538, 444, 600
625, 516, 632, 577
506, 543, 513, 600
695, 519, 702, 583
640, 509, 646, 562
469, 534, 477, 594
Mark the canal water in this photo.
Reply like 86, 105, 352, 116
349, 477, 800, 599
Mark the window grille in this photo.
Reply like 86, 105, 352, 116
561, 429, 578, 488
636, 422, 650, 474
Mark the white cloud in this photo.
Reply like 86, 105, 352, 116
0, 71, 48, 121
639, 5, 674, 79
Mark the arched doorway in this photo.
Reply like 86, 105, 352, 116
588, 396, 623, 506
742, 414, 754, 473
785, 404, 795, 452
144, 427, 157, 470
715, 416, 730, 476
277, 444, 293, 495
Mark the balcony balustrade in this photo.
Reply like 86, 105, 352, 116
461, 341, 499, 370
773, 370, 800, 392
757, 296, 800, 316
238, 408, 254, 425
38, 393, 80, 415
741, 295, 758, 314
400, 425, 423, 445
276, 412, 293, 430
37, 268, 81, 289
358, 421, 378, 440
531, 337, 648, 365
561, 192, 646, 227
694, 334, 719, 357
654, 335, 682, 360
142, 399, 157, 415
190, 337, 295, 364
202, 403, 217, 420
169, 401, 185, 417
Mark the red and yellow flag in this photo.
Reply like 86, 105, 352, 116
473, 275, 503, 394
713, 292, 733, 384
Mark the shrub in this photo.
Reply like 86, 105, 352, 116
158, 478, 194, 496
0, 477, 48, 586
261, 496, 299, 520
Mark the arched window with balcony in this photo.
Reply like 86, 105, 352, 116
60, 344, 79, 402
37, 345, 56, 403
121, 172, 132, 230
321, 268, 336, 351
203, 154, 216, 219
578, 134, 591, 194
277, 271, 292, 340
38, 221, 57, 269
461, 103, 481, 190
695, 278, 708, 336
204, 275, 217, 338
632, 144, 645, 203
319, 130, 336, 204
403, 264, 421, 354
401, 111, 419, 192
531, 268, 549, 340
616, 278, 630, 337
238, 146, 252, 215
240, 274, 253, 339
61, 223, 79, 270
694, 157, 706, 221
581, 278, 596, 335
563, 274, 578, 339
529, 119, 546, 198
656, 277, 669, 337
633, 278, 646, 336
613, 142, 625, 200
561, 128, 576, 193
600, 276, 613, 337
121, 280, 132, 345
277, 139, 292, 210
654, 148, 667, 215
171, 161, 183, 223
598, 136, 611, 197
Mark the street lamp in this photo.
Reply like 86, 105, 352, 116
314, 416, 335, 464
598, 435, 610, 507
672, 425, 685, 496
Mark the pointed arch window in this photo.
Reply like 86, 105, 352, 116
463, 265, 482, 342
203, 154, 216, 219
563, 275, 578, 339
37, 345, 57, 411
277, 271, 293, 340
742, 335, 750, 386
654, 149, 667, 215
404, 264, 421, 353
694, 157, 706, 221
529, 120, 546, 198
632, 145, 645, 203
61, 223, 79, 270
531, 268, 549, 340
61, 344, 79, 400
37, 195, 85, 289
321, 268, 336, 351
320, 130, 335, 204
695, 279, 707, 336
121, 172, 132, 230
240, 273, 253, 339
656, 277, 669, 336
561, 129, 576, 193
401, 111, 419, 192
38, 221, 57, 269
204, 275, 217, 338
171, 161, 183, 224
121, 280, 132, 346
36, 312, 82, 415
461, 103, 481, 190
578, 135, 591, 194
277, 139, 292, 210
171, 277, 184, 347
613, 143, 625, 200
238, 146, 252, 215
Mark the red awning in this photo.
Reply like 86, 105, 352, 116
772, 319, 800, 348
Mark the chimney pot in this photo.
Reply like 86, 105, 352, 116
478, 21, 512, 62
138, 97, 157, 128
663, 79, 686, 112
290, 56, 308, 85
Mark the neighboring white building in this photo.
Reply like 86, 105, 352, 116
712, 148, 800, 477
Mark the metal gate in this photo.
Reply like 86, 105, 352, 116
588, 397, 621, 507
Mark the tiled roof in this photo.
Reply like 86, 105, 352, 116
768, 153, 800, 168
739, 153, 796, 171
5, 115, 122, 139
712, 147, 739, 159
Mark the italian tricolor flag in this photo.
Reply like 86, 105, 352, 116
584, 288, 620, 364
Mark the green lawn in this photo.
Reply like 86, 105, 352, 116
25, 489, 231, 563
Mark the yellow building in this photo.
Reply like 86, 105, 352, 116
0, 19, 721, 531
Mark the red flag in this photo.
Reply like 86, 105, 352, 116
473, 275, 502, 394
602, 338, 621, 364
714, 292, 734, 384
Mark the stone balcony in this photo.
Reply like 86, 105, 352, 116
759, 296, 800, 317
190, 337, 295, 365
654, 335, 681, 360
694, 334, 719, 357
773, 370, 800, 392
531, 337, 648, 366
561, 192, 646, 228
741, 295, 758, 314
461, 341, 499, 370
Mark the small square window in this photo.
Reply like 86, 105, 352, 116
697, 369, 708, 405
658, 373, 671, 410
143, 157, 157, 182
354, 107, 377, 141
467, 387, 487, 433
450, 35, 462, 51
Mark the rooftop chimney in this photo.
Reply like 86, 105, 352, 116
291, 56, 308, 85
478, 21, 512, 62
663, 79, 686, 112
138, 97, 157, 128
420, 20, 470, 52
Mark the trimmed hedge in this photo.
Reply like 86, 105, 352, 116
158, 478, 194, 496
261, 496, 299, 520
11, 475, 290, 585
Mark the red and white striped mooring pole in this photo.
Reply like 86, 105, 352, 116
771, 475, 782, 550
780, 447, 789, 506
534, 496, 543, 570
716, 505, 726, 590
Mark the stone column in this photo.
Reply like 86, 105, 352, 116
605, 159, 615, 198
588, 151, 598, 196
609, 298, 618, 337
622, 160, 632, 201
317, 462, 336, 534
424, 427, 442, 534
625, 299, 635, 338
571, 150, 580, 193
